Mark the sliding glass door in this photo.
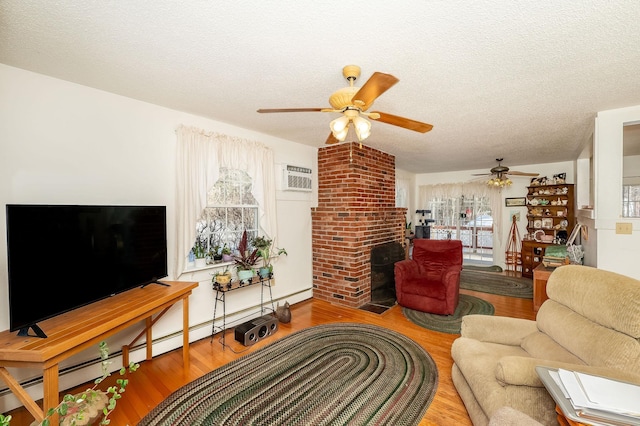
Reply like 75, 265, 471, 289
428, 196, 493, 264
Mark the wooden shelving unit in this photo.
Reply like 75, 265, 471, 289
522, 183, 575, 278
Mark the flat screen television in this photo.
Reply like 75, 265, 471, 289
6, 204, 168, 338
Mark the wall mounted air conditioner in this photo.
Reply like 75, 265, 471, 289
283, 165, 312, 192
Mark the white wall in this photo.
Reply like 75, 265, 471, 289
414, 161, 575, 269
593, 105, 640, 278
0, 64, 316, 411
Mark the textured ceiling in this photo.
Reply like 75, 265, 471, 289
2, 1, 640, 173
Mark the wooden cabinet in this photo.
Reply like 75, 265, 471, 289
526, 184, 575, 243
521, 239, 549, 278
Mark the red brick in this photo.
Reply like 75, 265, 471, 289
312, 142, 406, 308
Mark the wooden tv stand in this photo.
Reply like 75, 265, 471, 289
0, 280, 198, 423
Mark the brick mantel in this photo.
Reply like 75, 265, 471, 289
311, 142, 405, 308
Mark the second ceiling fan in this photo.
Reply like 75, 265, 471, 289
257, 65, 433, 144
473, 158, 539, 187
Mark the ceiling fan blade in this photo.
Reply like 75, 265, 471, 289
370, 111, 434, 133
352, 72, 399, 110
257, 108, 325, 113
507, 171, 540, 177
471, 173, 492, 176
325, 133, 340, 144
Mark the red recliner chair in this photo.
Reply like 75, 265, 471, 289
394, 239, 463, 315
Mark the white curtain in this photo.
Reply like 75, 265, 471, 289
417, 181, 503, 242
174, 125, 276, 276
396, 177, 410, 208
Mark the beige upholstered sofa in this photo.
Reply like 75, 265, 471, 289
451, 265, 640, 425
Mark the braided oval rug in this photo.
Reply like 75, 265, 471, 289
402, 294, 495, 334
139, 323, 437, 426
460, 269, 533, 299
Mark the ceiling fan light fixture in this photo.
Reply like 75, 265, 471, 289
487, 176, 512, 187
330, 115, 350, 134
352, 115, 371, 141
333, 126, 349, 141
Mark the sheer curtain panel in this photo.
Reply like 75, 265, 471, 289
174, 125, 276, 276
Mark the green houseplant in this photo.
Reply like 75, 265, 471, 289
192, 240, 207, 267
251, 235, 287, 278
48, 341, 138, 426
0, 342, 140, 426
233, 231, 260, 282
213, 267, 232, 286
221, 244, 233, 262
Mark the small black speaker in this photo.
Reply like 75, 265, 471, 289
234, 315, 278, 346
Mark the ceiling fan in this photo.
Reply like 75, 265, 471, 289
473, 158, 539, 187
257, 65, 433, 145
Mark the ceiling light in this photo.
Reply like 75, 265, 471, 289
330, 115, 349, 133
487, 176, 512, 187
330, 109, 371, 142
352, 115, 371, 141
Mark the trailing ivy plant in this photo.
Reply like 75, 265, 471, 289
34, 341, 139, 426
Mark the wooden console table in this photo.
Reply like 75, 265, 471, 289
0, 280, 198, 423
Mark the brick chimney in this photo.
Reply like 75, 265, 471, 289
311, 142, 406, 308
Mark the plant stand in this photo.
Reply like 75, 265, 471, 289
505, 215, 522, 272
211, 273, 276, 348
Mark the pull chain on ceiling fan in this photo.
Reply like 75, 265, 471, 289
257, 65, 433, 144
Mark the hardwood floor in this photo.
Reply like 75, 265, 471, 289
6, 286, 535, 426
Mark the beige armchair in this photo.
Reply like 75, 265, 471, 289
451, 265, 640, 425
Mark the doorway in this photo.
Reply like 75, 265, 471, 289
428, 196, 494, 265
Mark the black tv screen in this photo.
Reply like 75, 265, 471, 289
6, 204, 168, 337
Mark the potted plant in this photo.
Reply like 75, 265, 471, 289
251, 235, 287, 278
233, 231, 260, 282
209, 245, 222, 262
221, 244, 233, 262
212, 267, 232, 287
16, 341, 139, 426
192, 240, 207, 268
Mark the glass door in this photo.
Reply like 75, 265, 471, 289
428, 196, 493, 264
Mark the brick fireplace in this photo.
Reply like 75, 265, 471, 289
311, 142, 406, 308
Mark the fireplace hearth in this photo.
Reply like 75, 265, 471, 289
370, 241, 406, 307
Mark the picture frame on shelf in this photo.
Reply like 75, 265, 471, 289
505, 197, 526, 207
542, 218, 553, 229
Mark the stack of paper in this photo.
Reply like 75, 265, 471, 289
549, 368, 640, 425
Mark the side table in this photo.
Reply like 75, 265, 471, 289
533, 263, 555, 311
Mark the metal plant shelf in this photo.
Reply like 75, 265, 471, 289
211, 273, 275, 348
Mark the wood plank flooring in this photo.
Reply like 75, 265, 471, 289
6, 285, 536, 426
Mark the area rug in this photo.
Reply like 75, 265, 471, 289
462, 264, 503, 273
402, 294, 494, 334
139, 323, 438, 426
460, 269, 533, 299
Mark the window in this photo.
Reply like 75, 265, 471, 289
428, 195, 493, 262
196, 168, 259, 256
622, 184, 640, 217
175, 125, 276, 275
